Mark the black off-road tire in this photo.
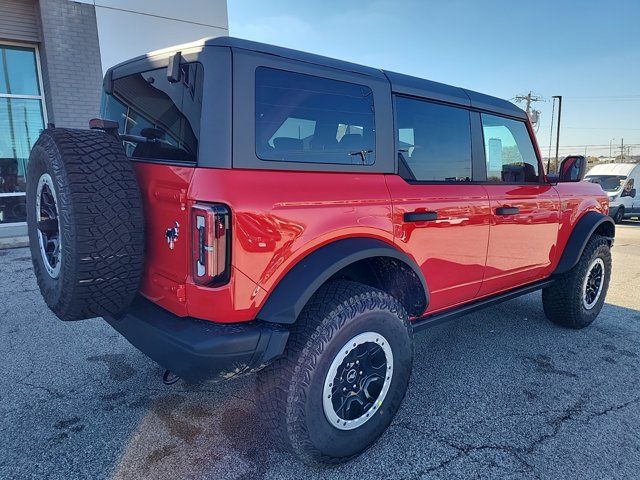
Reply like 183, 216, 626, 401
542, 235, 611, 329
613, 207, 624, 224
257, 280, 413, 465
26, 128, 144, 321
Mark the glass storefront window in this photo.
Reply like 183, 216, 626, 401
0, 47, 41, 95
0, 44, 46, 225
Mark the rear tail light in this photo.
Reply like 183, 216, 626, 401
191, 203, 231, 286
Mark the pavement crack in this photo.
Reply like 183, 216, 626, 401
18, 381, 64, 399
398, 395, 640, 478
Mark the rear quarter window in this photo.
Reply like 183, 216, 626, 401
255, 67, 376, 166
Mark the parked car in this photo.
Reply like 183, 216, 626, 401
585, 162, 639, 223
26, 37, 614, 465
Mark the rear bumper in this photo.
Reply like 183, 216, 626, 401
105, 296, 289, 383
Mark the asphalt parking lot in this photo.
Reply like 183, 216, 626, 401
1, 222, 640, 480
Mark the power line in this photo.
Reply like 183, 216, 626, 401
563, 127, 640, 131
538, 143, 640, 148
563, 95, 640, 99
536, 125, 640, 131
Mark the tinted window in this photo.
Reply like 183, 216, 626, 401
481, 114, 539, 183
395, 97, 472, 181
101, 62, 203, 163
255, 67, 376, 165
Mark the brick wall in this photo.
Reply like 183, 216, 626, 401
37, 0, 103, 129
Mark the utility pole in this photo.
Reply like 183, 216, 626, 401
620, 138, 625, 161
553, 95, 562, 171
514, 91, 543, 129
514, 91, 542, 116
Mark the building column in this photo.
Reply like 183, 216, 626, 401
36, 0, 103, 129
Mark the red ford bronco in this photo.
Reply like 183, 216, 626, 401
26, 37, 614, 465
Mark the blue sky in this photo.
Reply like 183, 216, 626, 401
229, 0, 640, 158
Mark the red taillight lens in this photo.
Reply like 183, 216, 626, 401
191, 203, 230, 286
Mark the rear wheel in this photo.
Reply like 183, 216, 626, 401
542, 235, 611, 329
257, 280, 413, 465
26, 128, 145, 320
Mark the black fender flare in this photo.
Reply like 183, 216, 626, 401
553, 211, 615, 275
257, 238, 429, 324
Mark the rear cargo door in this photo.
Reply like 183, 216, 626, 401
134, 163, 193, 313
102, 62, 204, 314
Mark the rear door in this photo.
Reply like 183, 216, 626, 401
477, 113, 560, 296
386, 96, 490, 314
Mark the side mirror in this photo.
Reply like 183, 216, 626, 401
622, 188, 636, 198
546, 173, 559, 184
558, 155, 587, 182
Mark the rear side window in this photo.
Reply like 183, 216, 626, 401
395, 96, 472, 182
255, 67, 376, 165
481, 113, 539, 183
101, 62, 203, 163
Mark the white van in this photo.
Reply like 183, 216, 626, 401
585, 163, 640, 223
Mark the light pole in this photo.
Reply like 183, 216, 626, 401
552, 95, 562, 172
609, 138, 615, 162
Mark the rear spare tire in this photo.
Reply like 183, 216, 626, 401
26, 128, 144, 320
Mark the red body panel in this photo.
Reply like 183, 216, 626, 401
384, 176, 491, 313
133, 163, 193, 316
133, 162, 608, 324
190, 168, 395, 291
478, 185, 561, 296
550, 181, 609, 267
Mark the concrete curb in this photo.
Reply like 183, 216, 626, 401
0, 236, 29, 250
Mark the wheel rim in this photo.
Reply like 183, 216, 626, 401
323, 331, 394, 431
35, 173, 62, 278
582, 257, 605, 310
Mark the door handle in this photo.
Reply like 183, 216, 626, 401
404, 211, 438, 222
496, 206, 520, 216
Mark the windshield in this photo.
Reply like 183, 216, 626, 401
584, 175, 627, 192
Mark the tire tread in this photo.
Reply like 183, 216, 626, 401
257, 280, 411, 465
27, 128, 144, 320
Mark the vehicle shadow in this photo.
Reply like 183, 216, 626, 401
619, 219, 640, 226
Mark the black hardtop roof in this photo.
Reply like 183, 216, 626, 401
207, 37, 526, 119
112, 36, 527, 120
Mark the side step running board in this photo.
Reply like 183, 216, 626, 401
412, 279, 555, 333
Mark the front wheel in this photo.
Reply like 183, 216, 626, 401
257, 280, 413, 465
613, 207, 624, 224
542, 235, 612, 329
